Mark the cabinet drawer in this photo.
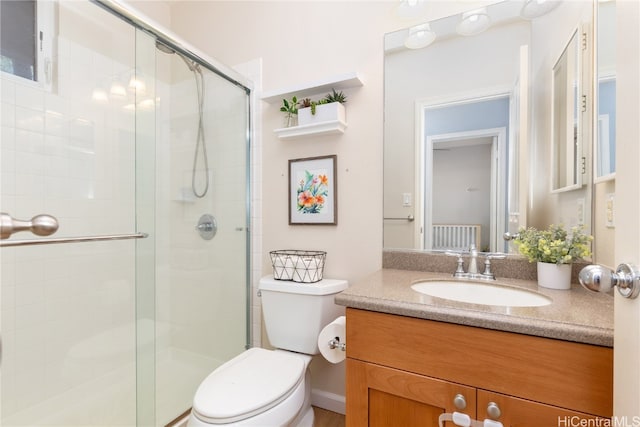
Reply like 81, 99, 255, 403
346, 308, 612, 417
476, 390, 610, 427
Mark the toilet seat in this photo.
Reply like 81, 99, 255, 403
191, 348, 307, 424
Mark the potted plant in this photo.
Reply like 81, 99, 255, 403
513, 224, 592, 290
280, 96, 298, 127
298, 89, 347, 126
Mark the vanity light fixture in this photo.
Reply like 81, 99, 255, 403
456, 8, 491, 36
520, 0, 560, 20
395, 0, 427, 20
404, 23, 436, 49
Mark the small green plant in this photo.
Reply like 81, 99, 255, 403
280, 96, 298, 127
299, 89, 346, 116
280, 96, 298, 115
513, 224, 592, 264
324, 89, 347, 104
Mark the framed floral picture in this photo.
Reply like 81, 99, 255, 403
289, 155, 337, 225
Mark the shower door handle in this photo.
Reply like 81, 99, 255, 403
0, 212, 59, 240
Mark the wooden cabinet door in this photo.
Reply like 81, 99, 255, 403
346, 358, 477, 427
477, 390, 610, 427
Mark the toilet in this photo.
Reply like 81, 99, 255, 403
187, 275, 348, 427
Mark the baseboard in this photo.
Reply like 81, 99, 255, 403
310, 389, 346, 415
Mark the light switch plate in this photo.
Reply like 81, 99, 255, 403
576, 198, 585, 225
606, 193, 615, 228
402, 193, 412, 207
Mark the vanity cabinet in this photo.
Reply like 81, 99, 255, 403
345, 308, 612, 426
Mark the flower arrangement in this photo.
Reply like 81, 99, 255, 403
296, 170, 329, 214
513, 224, 592, 264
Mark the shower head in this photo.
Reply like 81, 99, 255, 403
155, 40, 176, 55
155, 39, 200, 73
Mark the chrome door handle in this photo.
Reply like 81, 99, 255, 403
0, 213, 59, 240
579, 263, 640, 299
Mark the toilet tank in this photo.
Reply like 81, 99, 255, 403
259, 276, 348, 355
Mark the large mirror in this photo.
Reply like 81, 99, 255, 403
384, 0, 594, 254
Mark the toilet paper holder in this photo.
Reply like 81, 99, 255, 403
328, 337, 346, 352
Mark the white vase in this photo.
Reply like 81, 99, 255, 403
298, 102, 346, 126
536, 262, 572, 290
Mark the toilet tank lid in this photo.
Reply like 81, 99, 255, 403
259, 275, 348, 295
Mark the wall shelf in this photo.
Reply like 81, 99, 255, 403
262, 72, 364, 104
274, 120, 347, 140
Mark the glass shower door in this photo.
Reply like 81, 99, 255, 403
0, 2, 155, 425
153, 34, 250, 425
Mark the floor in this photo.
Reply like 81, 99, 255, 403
313, 406, 346, 427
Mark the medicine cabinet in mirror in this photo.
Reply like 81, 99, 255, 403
594, 0, 616, 182
551, 28, 582, 192
383, 0, 594, 254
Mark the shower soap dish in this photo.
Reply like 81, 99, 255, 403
270, 250, 326, 283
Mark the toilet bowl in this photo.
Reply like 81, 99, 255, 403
187, 348, 313, 427
187, 276, 348, 427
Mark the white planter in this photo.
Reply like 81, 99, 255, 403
298, 102, 346, 126
536, 262, 572, 290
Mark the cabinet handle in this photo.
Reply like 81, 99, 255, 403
487, 401, 501, 419
453, 393, 467, 410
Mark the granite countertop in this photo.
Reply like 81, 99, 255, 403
335, 269, 614, 347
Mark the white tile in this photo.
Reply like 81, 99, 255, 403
1, 78, 16, 104
45, 92, 68, 117
1, 171, 16, 196
15, 151, 46, 175
15, 173, 45, 199
15, 83, 45, 111
1, 101, 15, 127
45, 110, 68, 137
15, 129, 44, 153
15, 106, 45, 133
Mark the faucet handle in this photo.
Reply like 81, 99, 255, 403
445, 251, 466, 276
481, 253, 506, 280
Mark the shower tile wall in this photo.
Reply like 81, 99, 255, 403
1, 2, 139, 425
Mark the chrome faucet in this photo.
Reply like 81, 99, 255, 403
446, 244, 505, 280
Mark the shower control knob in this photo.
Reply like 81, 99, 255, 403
196, 214, 217, 240
579, 263, 640, 299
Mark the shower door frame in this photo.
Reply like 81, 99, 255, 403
1, 0, 254, 425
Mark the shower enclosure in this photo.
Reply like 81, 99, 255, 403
0, 1, 251, 425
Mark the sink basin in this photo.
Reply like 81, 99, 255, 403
411, 280, 552, 307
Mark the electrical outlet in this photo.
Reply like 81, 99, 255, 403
402, 193, 412, 207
